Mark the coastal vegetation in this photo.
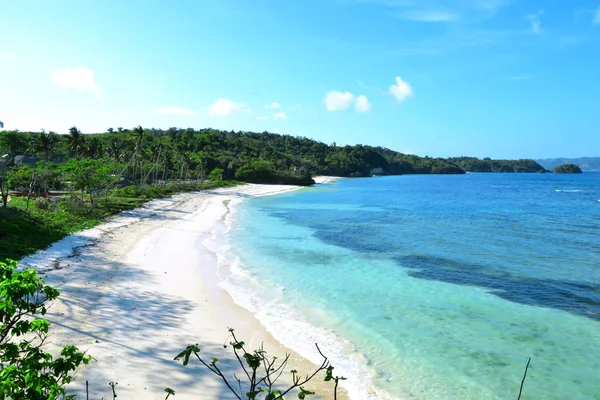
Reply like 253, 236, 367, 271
552, 163, 583, 174
447, 157, 546, 173
0, 259, 91, 399
1, 127, 546, 184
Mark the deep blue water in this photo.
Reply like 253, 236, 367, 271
224, 172, 600, 399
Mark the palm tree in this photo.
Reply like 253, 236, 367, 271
32, 131, 57, 160
106, 139, 122, 162
66, 126, 84, 158
84, 136, 103, 159
132, 125, 145, 153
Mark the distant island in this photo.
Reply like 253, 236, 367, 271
553, 164, 583, 174
537, 157, 600, 171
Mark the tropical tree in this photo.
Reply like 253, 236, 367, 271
32, 131, 58, 160
66, 126, 85, 159
84, 136, 103, 159
61, 158, 119, 210
0, 131, 28, 159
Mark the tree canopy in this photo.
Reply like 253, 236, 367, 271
0, 128, 548, 185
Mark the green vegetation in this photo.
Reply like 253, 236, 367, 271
0, 259, 92, 399
175, 328, 344, 400
447, 157, 547, 173
1, 127, 546, 181
552, 163, 583, 174
0, 179, 239, 263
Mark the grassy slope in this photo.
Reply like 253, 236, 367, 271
0, 180, 241, 262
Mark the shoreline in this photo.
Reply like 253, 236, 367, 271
20, 180, 348, 399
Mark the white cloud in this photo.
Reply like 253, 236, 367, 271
389, 76, 414, 101
354, 95, 372, 113
594, 7, 600, 24
208, 98, 249, 116
526, 10, 543, 34
265, 102, 281, 109
398, 10, 457, 22
273, 111, 288, 120
324, 91, 355, 111
50, 67, 100, 98
153, 106, 195, 116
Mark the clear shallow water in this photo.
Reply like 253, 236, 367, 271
220, 173, 600, 399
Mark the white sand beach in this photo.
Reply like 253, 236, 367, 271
19, 181, 346, 400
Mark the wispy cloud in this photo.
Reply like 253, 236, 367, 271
208, 98, 250, 116
594, 7, 600, 24
389, 77, 414, 101
344, 0, 510, 23
395, 9, 457, 22
265, 102, 281, 109
526, 10, 544, 34
153, 106, 195, 115
273, 111, 288, 120
49, 67, 100, 98
357, 80, 370, 90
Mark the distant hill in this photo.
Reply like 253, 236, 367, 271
536, 157, 600, 171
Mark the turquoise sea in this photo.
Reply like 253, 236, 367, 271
217, 173, 600, 399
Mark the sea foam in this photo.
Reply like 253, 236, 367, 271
202, 197, 397, 400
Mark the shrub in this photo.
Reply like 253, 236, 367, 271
0, 259, 92, 399
34, 197, 51, 210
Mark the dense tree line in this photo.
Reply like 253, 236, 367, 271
1, 128, 547, 189
447, 157, 546, 173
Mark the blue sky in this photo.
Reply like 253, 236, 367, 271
1, 0, 599, 158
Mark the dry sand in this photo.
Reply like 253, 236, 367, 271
20, 179, 347, 399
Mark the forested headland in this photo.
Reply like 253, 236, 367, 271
1, 127, 547, 185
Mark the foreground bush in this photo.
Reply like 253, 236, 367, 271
175, 328, 345, 400
0, 259, 91, 399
